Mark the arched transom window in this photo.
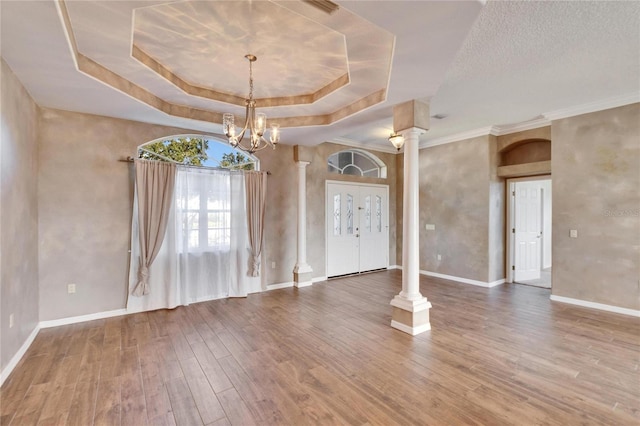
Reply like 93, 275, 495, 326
137, 134, 258, 170
327, 149, 387, 178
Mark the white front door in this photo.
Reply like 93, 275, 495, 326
358, 185, 388, 273
514, 181, 542, 281
326, 182, 389, 277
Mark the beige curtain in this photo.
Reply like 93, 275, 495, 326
244, 171, 267, 277
132, 160, 177, 296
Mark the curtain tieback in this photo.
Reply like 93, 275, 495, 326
250, 256, 261, 277
132, 265, 150, 296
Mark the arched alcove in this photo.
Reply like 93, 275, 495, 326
499, 138, 551, 167
497, 138, 551, 178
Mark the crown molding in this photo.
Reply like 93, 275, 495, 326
419, 126, 494, 149
543, 92, 640, 121
492, 116, 551, 136
328, 137, 400, 154
418, 92, 639, 150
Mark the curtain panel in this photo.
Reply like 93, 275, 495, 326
244, 171, 267, 277
127, 166, 264, 312
132, 159, 177, 296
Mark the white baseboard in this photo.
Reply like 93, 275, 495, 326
39, 308, 128, 329
388, 265, 402, 270
0, 325, 40, 387
420, 270, 505, 288
550, 295, 640, 317
267, 281, 294, 291
312, 276, 327, 283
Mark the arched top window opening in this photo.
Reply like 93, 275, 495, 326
327, 149, 387, 179
137, 134, 259, 170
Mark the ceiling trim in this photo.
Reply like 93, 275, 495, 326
419, 126, 494, 149
419, 91, 640, 149
328, 137, 399, 154
131, 45, 351, 108
492, 117, 551, 136
543, 92, 640, 121
55, 0, 389, 130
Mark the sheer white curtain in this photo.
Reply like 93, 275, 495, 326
127, 167, 264, 313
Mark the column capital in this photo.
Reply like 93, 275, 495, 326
399, 127, 427, 139
295, 160, 310, 168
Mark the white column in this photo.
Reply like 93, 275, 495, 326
293, 161, 313, 287
390, 128, 431, 335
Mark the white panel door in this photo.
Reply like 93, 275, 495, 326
358, 186, 389, 272
326, 183, 360, 277
326, 182, 388, 277
514, 181, 542, 281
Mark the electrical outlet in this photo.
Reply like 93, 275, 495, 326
271, 261, 276, 269
570, 230, 578, 238
437, 254, 442, 261
68, 283, 76, 294
9, 313, 14, 328
425, 224, 436, 231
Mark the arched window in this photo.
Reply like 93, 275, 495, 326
327, 149, 387, 178
137, 134, 258, 170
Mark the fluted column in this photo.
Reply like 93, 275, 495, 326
293, 161, 313, 287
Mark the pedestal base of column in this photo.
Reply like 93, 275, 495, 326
293, 264, 313, 288
390, 296, 431, 335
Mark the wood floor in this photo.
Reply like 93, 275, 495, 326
1, 270, 638, 425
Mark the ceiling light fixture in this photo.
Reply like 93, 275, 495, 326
223, 54, 280, 154
388, 133, 405, 151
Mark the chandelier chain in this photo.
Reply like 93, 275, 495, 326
249, 59, 254, 101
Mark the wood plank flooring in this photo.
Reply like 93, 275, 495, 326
1, 270, 639, 425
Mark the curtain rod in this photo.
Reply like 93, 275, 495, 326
118, 156, 271, 175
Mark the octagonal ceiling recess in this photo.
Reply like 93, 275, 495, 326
62, 0, 394, 128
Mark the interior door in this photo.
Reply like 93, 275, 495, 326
514, 181, 542, 281
326, 182, 389, 277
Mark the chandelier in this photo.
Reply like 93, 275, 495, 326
223, 54, 280, 154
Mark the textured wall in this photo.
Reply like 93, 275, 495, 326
419, 135, 496, 282
552, 103, 640, 310
254, 145, 297, 285
1, 59, 40, 371
305, 143, 398, 278
488, 135, 505, 282
37, 109, 299, 320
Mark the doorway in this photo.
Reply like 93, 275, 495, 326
326, 181, 389, 277
507, 177, 552, 288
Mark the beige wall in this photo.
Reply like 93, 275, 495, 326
254, 145, 298, 285
37, 109, 300, 320
37, 108, 397, 320
551, 103, 640, 310
1, 59, 40, 371
304, 143, 399, 278
418, 135, 504, 283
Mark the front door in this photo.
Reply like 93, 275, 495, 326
514, 181, 542, 281
326, 182, 389, 277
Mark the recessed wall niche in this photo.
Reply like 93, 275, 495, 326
497, 127, 552, 178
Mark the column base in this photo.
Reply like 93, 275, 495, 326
390, 296, 431, 335
293, 264, 313, 288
